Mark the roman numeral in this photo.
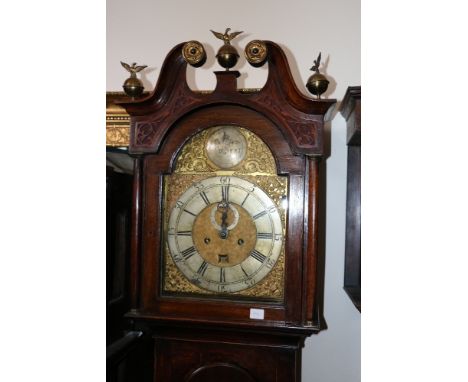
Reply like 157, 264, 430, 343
250, 249, 267, 263
257, 232, 273, 239
197, 261, 208, 276
241, 265, 250, 278
199, 191, 210, 206
180, 246, 197, 260
177, 230, 192, 236
241, 193, 250, 206
219, 268, 226, 283
221, 184, 230, 203
183, 209, 196, 217
252, 210, 268, 220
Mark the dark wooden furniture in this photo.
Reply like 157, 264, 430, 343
107, 162, 133, 344
116, 40, 336, 381
107, 152, 155, 382
340, 86, 361, 312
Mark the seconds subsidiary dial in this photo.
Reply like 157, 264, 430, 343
167, 176, 284, 293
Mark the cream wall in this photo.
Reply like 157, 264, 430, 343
107, 0, 361, 380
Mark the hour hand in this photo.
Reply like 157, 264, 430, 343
218, 203, 229, 239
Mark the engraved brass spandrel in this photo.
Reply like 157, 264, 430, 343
243, 175, 288, 227
164, 245, 207, 294
164, 174, 213, 213
246, 245, 285, 298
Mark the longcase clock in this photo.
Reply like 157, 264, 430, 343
117, 38, 335, 382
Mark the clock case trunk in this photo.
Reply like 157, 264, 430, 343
117, 41, 335, 382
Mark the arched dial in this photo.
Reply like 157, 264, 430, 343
167, 176, 284, 293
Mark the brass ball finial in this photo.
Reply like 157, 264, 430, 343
211, 28, 243, 70
306, 53, 329, 99
121, 61, 147, 98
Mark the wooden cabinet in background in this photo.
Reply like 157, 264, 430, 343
106, 163, 133, 344
340, 86, 361, 312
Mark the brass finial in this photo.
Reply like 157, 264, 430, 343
311, 52, 322, 73
306, 53, 330, 99
121, 61, 147, 98
211, 28, 243, 70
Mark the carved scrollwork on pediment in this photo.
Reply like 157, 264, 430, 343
134, 87, 199, 148
135, 121, 158, 145
253, 92, 318, 150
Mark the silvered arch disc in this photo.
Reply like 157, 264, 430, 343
205, 126, 247, 169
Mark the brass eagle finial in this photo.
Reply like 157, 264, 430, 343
310, 52, 322, 73
120, 62, 148, 78
306, 52, 329, 99
120, 61, 147, 98
210, 28, 243, 45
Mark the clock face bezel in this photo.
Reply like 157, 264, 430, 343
166, 175, 284, 294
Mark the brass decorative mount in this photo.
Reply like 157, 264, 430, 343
182, 41, 207, 67
245, 40, 268, 67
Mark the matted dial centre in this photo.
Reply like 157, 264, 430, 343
192, 203, 257, 267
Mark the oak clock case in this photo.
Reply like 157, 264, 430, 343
116, 39, 336, 382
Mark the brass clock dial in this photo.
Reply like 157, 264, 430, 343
167, 176, 284, 293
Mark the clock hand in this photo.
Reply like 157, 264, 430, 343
219, 203, 229, 239
219, 181, 230, 238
